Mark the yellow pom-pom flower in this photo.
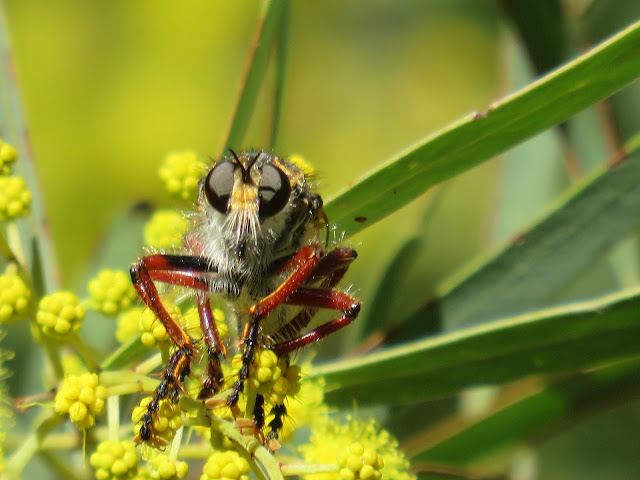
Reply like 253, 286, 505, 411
139, 303, 182, 348
36, 291, 85, 338
280, 369, 327, 442
116, 307, 144, 344
239, 349, 300, 408
299, 417, 414, 480
159, 150, 207, 202
248, 349, 282, 391
144, 209, 190, 250
149, 453, 189, 480
0, 141, 18, 176
0, 176, 31, 221
54, 373, 106, 429
200, 450, 251, 480
131, 466, 154, 480
337, 442, 384, 480
0, 271, 30, 325
264, 362, 300, 408
90, 439, 140, 480
88, 269, 137, 316
132, 397, 182, 447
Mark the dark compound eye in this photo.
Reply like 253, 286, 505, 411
258, 164, 291, 218
205, 161, 236, 214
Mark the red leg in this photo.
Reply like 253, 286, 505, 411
306, 247, 357, 283
130, 254, 216, 348
227, 245, 324, 407
249, 245, 323, 318
273, 247, 356, 341
196, 292, 226, 399
135, 345, 192, 445
273, 287, 360, 356
130, 253, 218, 442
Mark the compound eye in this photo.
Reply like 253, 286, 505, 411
258, 164, 291, 218
205, 161, 236, 214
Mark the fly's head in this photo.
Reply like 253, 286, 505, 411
193, 151, 324, 271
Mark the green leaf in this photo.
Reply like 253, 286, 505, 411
311, 285, 640, 407
0, 4, 58, 291
221, 0, 286, 151
391, 149, 640, 339
502, 0, 572, 76
324, 19, 640, 238
406, 357, 640, 465
101, 337, 149, 371
269, 0, 290, 149
358, 236, 423, 341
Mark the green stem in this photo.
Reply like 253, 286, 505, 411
100, 370, 158, 396
179, 396, 284, 480
175, 443, 216, 460
5, 431, 79, 452
100, 369, 153, 386
5, 413, 65, 478
210, 414, 284, 480
37, 449, 88, 480
100, 336, 150, 370
169, 426, 184, 462
0, 228, 18, 264
107, 396, 119, 442
105, 380, 158, 398
69, 333, 101, 372
136, 351, 163, 375
42, 340, 64, 380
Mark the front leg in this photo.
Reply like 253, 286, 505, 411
226, 245, 323, 408
196, 292, 226, 400
130, 253, 217, 442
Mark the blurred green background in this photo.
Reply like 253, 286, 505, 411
4, 0, 640, 479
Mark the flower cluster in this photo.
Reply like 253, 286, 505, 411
148, 454, 189, 480
36, 291, 85, 339
158, 150, 207, 202
0, 176, 31, 221
54, 373, 107, 429
88, 269, 137, 316
338, 443, 384, 480
90, 440, 140, 480
244, 348, 301, 406
299, 416, 415, 480
144, 209, 190, 250
0, 269, 30, 325
0, 141, 18, 176
132, 397, 182, 447
0, 140, 31, 221
201, 450, 250, 480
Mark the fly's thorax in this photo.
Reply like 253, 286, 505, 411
189, 151, 324, 297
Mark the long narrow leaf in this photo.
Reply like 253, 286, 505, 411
389, 149, 640, 339
0, 4, 58, 292
221, 0, 285, 151
311, 285, 640, 407
325, 20, 640, 238
406, 358, 640, 465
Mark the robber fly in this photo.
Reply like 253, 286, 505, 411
130, 150, 360, 444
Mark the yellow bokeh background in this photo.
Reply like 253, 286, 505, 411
4, 1, 499, 311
